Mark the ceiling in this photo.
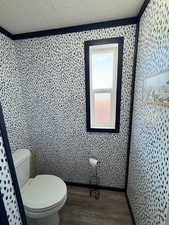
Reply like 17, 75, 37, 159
0, 0, 144, 34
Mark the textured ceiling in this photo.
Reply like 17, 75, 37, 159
0, 0, 144, 34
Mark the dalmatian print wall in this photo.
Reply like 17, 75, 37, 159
0, 33, 29, 225
0, 133, 22, 225
0, 33, 30, 152
127, 0, 169, 224
14, 24, 136, 188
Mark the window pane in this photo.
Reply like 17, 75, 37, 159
94, 93, 111, 122
92, 52, 113, 89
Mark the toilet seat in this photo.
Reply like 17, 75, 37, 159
21, 175, 67, 218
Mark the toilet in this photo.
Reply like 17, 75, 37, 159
12, 149, 67, 225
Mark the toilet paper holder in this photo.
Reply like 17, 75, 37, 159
89, 158, 101, 200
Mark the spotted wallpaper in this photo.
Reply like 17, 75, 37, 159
0, 133, 22, 225
127, 0, 169, 225
0, 33, 30, 152
14, 24, 136, 188
0, 24, 136, 224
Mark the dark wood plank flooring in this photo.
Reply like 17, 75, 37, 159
60, 186, 132, 225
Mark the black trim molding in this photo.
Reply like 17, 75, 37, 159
0, 27, 13, 39
0, 0, 149, 40
66, 181, 125, 192
124, 1, 151, 224
125, 0, 151, 191
0, 104, 28, 225
12, 17, 138, 40
125, 193, 136, 225
0, 17, 138, 40
138, 0, 151, 19
84, 37, 124, 133
124, 0, 151, 190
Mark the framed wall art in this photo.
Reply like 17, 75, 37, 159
143, 70, 169, 106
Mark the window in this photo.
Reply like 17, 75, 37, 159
85, 38, 124, 133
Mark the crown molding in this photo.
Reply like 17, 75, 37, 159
0, 17, 138, 40
0, 27, 13, 39
138, 0, 151, 19
12, 17, 138, 40
0, 0, 151, 40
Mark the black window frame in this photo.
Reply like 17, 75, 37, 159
84, 37, 124, 133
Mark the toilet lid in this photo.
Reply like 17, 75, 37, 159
22, 175, 67, 210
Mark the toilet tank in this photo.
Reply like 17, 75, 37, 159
12, 149, 31, 189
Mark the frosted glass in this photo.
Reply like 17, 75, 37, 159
92, 52, 113, 89
94, 93, 111, 122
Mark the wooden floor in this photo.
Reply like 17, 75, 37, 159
60, 186, 132, 225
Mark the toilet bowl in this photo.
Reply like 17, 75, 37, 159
22, 175, 67, 223
12, 149, 67, 225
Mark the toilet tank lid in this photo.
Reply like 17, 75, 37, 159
13, 149, 31, 167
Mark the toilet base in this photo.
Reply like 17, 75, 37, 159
27, 212, 60, 225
